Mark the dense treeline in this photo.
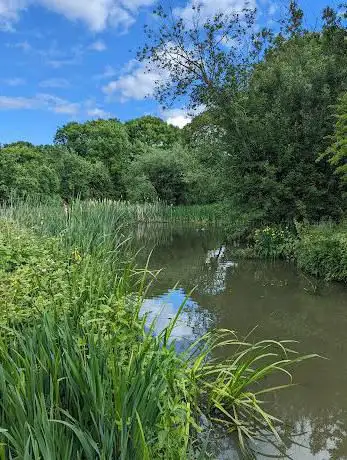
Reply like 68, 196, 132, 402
0, 116, 221, 205
1, 1, 346, 228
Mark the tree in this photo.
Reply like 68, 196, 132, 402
138, 3, 260, 109
42, 146, 114, 200
125, 145, 190, 204
140, 1, 347, 223
54, 119, 131, 198
125, 116, 181, 150
0, 144, 59, 201
222, 30, 347, 223
320, 92, 347, 183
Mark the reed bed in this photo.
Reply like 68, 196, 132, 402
0, 196, 226, 231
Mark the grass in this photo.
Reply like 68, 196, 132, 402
0, 198, 315, 458
161, 203, 227, 225
0, 196, 227, 231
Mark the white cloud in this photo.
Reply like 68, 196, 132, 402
102, 60, 167, 101
86, 107, 111, 118
93, 65, 118, 80
3, 77, 26, 86
0, 92, 111, 118
0, 94, 78, 114
38, 93, 80, 115
89, 40, 107, 52
39, 78, 70, 88
161, 106, 205, 128
163, 109, 192, 128
0, 0, 25, 30
0, 0, 155, 32
0, 95, 39, 110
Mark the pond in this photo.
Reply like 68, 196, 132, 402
134, 224, 347, 459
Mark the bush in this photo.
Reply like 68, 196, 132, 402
0, 220, 69, 326
253, 226, 297, 260
296, 223, 347, 282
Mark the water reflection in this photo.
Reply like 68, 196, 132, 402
142, 288, 213, 347
203, 245, 237, 295
134, 224, 347, 459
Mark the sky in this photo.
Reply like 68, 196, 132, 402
0, 0, 340, 144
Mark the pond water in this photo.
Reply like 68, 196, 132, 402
134, 224, 347, 459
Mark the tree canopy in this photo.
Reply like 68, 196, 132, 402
138, 0, 347, 223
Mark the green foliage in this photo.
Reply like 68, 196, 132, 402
238, 221, 347, 283
125, 116, 181, 149
125, 142, 222, 205
162, 203, 227, 224
296, 222, 347, 282
43, 145, 114, 200
0, 310, 310, 459
320, 92, 347, 183
140, 2, 347, 224
126, 145, 189, 205
0, 220, 69, 325
0, 312, 191, 459
221, 30, 346, 224
54, 119, 131, 198
253, 226, 297, 260
0, 143, 59, 201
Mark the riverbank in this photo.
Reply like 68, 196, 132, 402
0, 201, 311, 459
231, 221, 347, 284
3, 197, 346, 283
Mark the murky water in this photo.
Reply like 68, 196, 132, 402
134, 224, 347, 459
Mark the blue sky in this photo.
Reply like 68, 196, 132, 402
0, 0, 340, 144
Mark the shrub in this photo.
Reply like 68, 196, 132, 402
296, 223, 347, 282
253, 226, 297, 260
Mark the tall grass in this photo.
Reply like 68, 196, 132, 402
161, 203, 227, 225
0, 198, 315, 458
0, 310, 312, 459
0, 196, 226, 232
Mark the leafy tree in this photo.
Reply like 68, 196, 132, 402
125, 116, 181, 149
320, 92, 347, 183
42, 146, 114, 200
138, 3, 259, 109
140, 1, 347, 222
221, 31, 347, 223
0, 143, 59, 201
54, 119, 131, 198
126, 145, 189, 204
